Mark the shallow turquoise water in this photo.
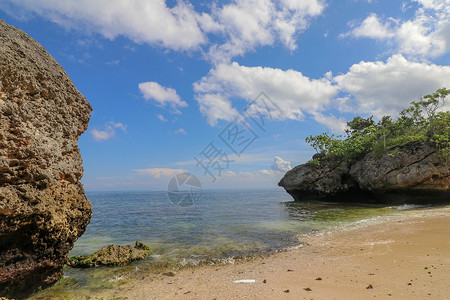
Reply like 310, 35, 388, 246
34, 189, 438, 298
69, 189, 412, 267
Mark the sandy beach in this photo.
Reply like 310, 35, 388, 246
67, 207, 449, 300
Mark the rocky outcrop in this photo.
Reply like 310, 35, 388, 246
279, 141, 450, 204
0, 20, 92, 298
67, 241, 151, 268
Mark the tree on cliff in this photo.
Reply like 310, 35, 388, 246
306, 88, 450, 164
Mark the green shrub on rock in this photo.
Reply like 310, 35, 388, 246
306, 88, 450, 164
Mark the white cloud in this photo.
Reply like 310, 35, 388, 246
133, 168, 187, 178
91, 121, 127, 142
2, 0, 206, 51
311, 112, 347, 132
174, 128, 187, 135
91, 128, 114, 142
271, 156, 292, 172
193, 62, 339, 125
2, 0, 325, 63
139, 81, 187, 113
205, 0, 325, 63
334, 54, 450, 117
347, 13, 395, 39
194, 93, 240, 126
110, 121, 127, 131
345, 1, 450, 58
208, 168, 286, 189
2, 0, 330, 67
156, 113, 168, 122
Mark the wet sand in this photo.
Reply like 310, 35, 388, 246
98, 208, 450, 300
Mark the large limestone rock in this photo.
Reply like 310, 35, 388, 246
279, 141, 450, 204
0, 20, 92, 297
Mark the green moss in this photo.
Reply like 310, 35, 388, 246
67, 242, 151, 268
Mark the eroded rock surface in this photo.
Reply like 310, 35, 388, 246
67, 241, 151, 268
279, 141, 450, 203
0, 20, 92, 298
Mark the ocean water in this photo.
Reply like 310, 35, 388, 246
69, 189, 391, 264
34, 189, 439, 297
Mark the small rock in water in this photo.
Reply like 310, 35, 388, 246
67, 241, 151, 268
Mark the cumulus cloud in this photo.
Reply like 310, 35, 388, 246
1, 0, 206, 50
133, 168, 187, 178
139, 81, 187, 113
271, 156, 292, 172
2, 0, 325, 63
91, 121, 127, 142
347, 13, 395, 39
194, 93, 240, 126
206, 0, 325, 63
334, 54, 450, 117
194, 54, 449, 130
311, 112, 347, 132
193, 62, 339, 125
344, 1, 450, 58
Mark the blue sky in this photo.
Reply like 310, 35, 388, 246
1, 0, 449, 191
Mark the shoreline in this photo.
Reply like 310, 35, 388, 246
32, 206, 450, 299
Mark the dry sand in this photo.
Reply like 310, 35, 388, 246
98, 207, 450, 300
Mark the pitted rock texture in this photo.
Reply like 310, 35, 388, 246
67, 241, 151, 268
279, 141, 450, 204
0, 20, 92, 298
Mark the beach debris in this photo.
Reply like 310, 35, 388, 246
408, 283, 412, 285
304, 287, 312, 291
263, 279, 267, 283
284, 289, 290, 293
368, 273, 375, 275
366, 285, 373, 289
287, 269, 294, 272
67, 241, 151, 268
163, 272, 176, 277
315, 277, 322, 280
233, 279, 256, 284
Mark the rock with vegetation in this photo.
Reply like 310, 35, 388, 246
0, 20, 92, 298
67, 242, 151, 268
279, 88, 450, 204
